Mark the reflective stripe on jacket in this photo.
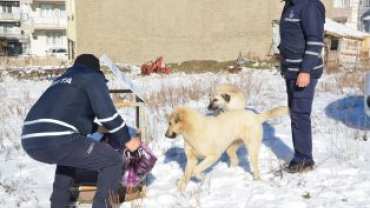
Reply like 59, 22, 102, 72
279, 0, 325, 79
21, 65, 131, 151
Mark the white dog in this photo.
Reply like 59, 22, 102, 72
208, 84, 246, 115
165, 106, 289, 191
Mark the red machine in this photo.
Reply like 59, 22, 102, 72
141, 56, 170, 75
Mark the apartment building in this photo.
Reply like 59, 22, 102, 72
0, 0, 31, 55
66, 0, 333, 63
332, 0, 358, 28
331, 0, 370, 32
30, 0, 67, 56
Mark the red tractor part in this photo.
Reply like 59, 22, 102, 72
141, 56, 170, 75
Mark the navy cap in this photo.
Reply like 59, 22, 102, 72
73, 54, 109, 82
73, 54, 100, 72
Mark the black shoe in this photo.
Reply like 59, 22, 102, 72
283, 160, 315, 174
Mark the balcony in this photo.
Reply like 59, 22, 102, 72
0, 33, 30, 42
0, 13, 21, 22
20, 0, 33, 3
33, 17, 66, 30
33, 0, 65, 2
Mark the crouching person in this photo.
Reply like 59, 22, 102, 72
21, 54, 140, 208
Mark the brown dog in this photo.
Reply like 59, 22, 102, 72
165, 106, 289, 191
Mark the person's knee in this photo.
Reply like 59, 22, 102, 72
108, 156, 124, 177
291, 99, 313, 114
110, 152, 123, 168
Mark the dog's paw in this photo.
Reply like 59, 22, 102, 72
177, 179, 187, 192
252, 174, 260, 180
192, 172, 205, 181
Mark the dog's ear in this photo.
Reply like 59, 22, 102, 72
221, 93, 231, 103
174, 113, 182, 123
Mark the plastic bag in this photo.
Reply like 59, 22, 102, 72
121, 141, 157, 187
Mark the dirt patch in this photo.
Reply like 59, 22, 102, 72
166, 60, 236, 73
167, 59, 278, 73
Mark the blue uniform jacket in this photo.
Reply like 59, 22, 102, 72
279, 0, 325, 79
21, 65, 131, 151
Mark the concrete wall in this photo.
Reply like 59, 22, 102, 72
66, 0, 76, 42
71, 0, 333, 63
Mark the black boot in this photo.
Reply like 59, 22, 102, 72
283, 160, 315, 174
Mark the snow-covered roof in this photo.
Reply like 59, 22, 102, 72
325, 18, 370, 39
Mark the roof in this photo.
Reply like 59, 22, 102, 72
325, 18, 370, 39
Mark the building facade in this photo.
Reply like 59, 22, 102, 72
0, 0, 31, 55
66, 0, 333, 64
30, 0, 67, 56
332, 0, 359, 29
331, 0, 370, 33
0, 0, 67, 57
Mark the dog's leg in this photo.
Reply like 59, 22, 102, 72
178, 145, 198, 192
192, 154, 220, 175
226, 141, 242, 167
246, 129, 262, 180
248, 144, 261, 180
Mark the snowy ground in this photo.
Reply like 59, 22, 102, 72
1, 68, 370, 208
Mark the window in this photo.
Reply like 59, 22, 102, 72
364, 0, 370, 7
1, 4, 13, 13
59, 6, 66, 19
334, 0, 349, 8
0, 23, 14, 34
22, 43, 31, 54
330, 38, 339, 50
0, 23, 18, 34
5, 25, 13, 34
363, 20, 370, 32
41, 4, 53, 17
46, 32, 62, 46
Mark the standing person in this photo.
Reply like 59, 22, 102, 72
21, 54, 141, 208
278, 0, 325, 173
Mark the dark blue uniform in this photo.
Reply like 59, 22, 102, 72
279, 0, 325, 167
21, 65, 131, 208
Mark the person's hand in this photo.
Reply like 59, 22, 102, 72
296, 72, 310, 88
97, 126, 109, 134
125, 137, 141, 152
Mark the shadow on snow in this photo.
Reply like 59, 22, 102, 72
325, 95, 370, 131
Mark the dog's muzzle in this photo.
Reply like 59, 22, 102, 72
165, 132, 177, 139
207, 103, 217, 110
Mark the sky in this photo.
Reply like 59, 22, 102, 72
1, 67, 370, 208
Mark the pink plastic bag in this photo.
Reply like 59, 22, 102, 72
121, 141, 157, 187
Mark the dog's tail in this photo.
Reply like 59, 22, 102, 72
257, 106, 289, 123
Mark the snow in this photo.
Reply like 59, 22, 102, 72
1, 68, 370, 208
